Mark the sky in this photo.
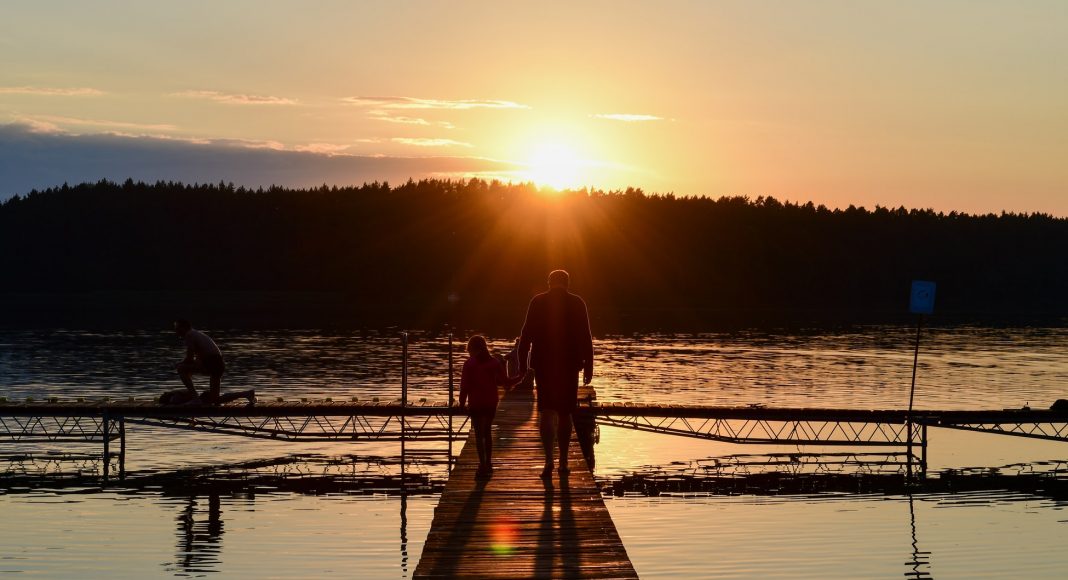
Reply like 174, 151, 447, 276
1, 0, 1066, 215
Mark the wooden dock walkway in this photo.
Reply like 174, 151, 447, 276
414, 387, 638, 579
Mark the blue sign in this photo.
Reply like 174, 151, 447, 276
909, 280, 936, 315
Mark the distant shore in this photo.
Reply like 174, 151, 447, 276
2, 291, 1064, 333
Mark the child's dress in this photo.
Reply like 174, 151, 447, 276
461, 355, 506, 416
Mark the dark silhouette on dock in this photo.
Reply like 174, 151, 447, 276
173, 319, 254, 406
459, 334, 523, 477
518, 269, 595, 479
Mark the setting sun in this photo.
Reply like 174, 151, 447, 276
522, 141, 587, 190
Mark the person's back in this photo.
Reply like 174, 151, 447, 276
183, 328, 222, 360
461, 354, 504, 411
522, 288, 593, 376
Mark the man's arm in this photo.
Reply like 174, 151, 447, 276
580, 300, 594, 385
517, 299, 536, 374
183, 345, 195, 364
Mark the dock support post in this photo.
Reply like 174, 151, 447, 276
920, 423, 928, 479
906, 314, 923, 482
401, 331, 408, 466
448, 329, 454, 471
102, 412, 110, 483
119, 417, 126, 480
401, 331, 408, 408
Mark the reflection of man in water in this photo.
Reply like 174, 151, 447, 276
518, 270, 594, 478
172, 494, 224, 574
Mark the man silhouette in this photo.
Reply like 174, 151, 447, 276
518, 270, 594, 478
174, 319, 255, 406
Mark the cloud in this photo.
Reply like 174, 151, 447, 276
392, 137, 472, 148
172, 90, 298, 105
0, 122, 518, 198
0, 86, 105, 97
368, 110, 455, 129
592, 113, 663, 122
291, 142, 354, 155
18, 114, 179, 133
344, 96, 528, 110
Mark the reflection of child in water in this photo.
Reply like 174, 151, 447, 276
460, 335, 522, 477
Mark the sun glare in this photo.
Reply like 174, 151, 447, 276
522, 141, 586, 190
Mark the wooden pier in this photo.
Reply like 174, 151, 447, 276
413, 387, 638, 579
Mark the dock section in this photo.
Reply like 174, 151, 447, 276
414, 387, 638, 579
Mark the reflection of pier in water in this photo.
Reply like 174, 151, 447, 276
5, 451, 1066, 580
3, 368, 1068, 579
4, 450, 1068, 499
0, 452, 449, 494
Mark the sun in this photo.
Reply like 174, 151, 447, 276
522, 141, 586, 190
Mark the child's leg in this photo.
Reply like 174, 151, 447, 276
473, 415, 487, 466
481, 414, 494, 466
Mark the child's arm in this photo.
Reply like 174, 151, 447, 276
496, 361, 524, 388
459, 361, 470, 409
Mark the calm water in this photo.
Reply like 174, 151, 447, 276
2, 326, 1068, 578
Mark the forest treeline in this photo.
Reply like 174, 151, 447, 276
1, 178, 1065, 331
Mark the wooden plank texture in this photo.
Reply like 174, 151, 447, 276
414, 386, 638, 579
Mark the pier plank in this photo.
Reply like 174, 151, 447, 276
413, 387, 638, 579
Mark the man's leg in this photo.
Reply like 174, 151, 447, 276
176, 362, 197, 394
575, 416, 596, 470
212, 390, 255, 405
539, 409, 558, 473
208, 374, 222, 401
557, 412, 573, 471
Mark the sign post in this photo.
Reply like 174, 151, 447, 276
907, 281, 935, 479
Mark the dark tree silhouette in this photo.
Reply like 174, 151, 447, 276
1, 178, 1065, 331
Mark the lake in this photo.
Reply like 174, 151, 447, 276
2, 325, 1067, 578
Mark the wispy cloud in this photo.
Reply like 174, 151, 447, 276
592, 113, 663, 122
0, 86, 105, 97
18, 114, 178, 132
368, 110, 455, 129
392, 137, 472, 148
291, 142, 353, 155
345, 96, 528, 110
172, 90, 298, 105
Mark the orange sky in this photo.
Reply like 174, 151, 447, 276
1, 1, 1066, 214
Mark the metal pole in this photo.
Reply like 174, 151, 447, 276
448, 329, 454, 471
908, 314, 922, 417
402, 332, 408, 408
401, 331, 408, 467
907, 314, 923, 480
920, 423, 928, 479
102, 412, 110, 483
119, 417, 126, 480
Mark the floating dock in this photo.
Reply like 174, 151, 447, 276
413, 386, 638, 579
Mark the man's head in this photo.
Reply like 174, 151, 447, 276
547, 269, 570, 289
174, 319, 191, 336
